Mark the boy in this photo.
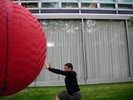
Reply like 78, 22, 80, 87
44, 63, 81, 100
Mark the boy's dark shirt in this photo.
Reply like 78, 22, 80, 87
48, 68, 80, 95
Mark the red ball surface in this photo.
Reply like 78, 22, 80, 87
0, 0, 47, 96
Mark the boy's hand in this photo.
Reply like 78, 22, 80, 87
44, 62, 51, 69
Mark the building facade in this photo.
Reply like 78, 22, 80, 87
13, 0, 133, 86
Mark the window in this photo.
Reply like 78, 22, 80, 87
81, 0, 115, 1
61, 0, 78, 1
100, 3, 115, 9
118, 4, 133, 9
21, 3, 38, 8
19, 0, 39, 1
62, 2, 78, 8
41, 2, 59, 8
81, 3, 97, 8
117, 0, 133, 2
99, 0, 116, 2
81, 0, 98, 1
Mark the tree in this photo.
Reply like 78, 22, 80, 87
128, 16, 133, 27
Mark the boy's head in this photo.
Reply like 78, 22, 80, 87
64, 63, 73, 71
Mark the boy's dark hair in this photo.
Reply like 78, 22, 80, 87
64, 63, 73, 70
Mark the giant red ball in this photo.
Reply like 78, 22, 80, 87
0, 0, 47, 96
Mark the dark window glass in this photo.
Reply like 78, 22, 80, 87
41, 2, 59, 8
118, 4, 133, 9
21, 3, 38, 8
81, 3, 97, 8
100, 3, 115, 9
62, 2, 78, 8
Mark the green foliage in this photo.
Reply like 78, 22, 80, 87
0, 83, 133, 100
128, 17, 133, 27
